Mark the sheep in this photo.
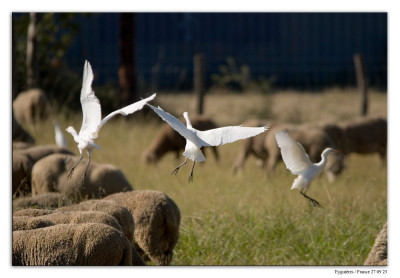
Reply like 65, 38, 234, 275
12, 223, 144, 266
337, 116, 387, 164
12, 152, 32, 197
232, 119, 277, 174
12, 88, 50, 124
55, 199, 135, 243
14, 144, 74, 165
364, 222, 387, 266
265, 123, 345, 180
12, 110, 35, 143
12, 141, 34, 150
12, 211, 123, 234
12, 192, 69, 211
104, 190, 181, 266
142, 115, 219, 164
31, 154, 133, 202
13, 208, 54, 217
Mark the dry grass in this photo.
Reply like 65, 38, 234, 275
19, 88, 387, 265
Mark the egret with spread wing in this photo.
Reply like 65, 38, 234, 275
66, 60, 156, 180
275, 130, 336, 208
147, 104, 268, 182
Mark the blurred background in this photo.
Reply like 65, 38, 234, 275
12, 12, 387, 114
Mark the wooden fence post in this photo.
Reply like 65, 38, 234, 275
353, 53, 368, 116
194, 53, 206, 115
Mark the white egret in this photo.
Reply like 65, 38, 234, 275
66, 60, 156, 180
147, 104, 268, 182
275, 130, 337, 207
54, 121, 67, 148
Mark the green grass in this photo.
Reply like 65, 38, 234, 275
20, 90, 387, 266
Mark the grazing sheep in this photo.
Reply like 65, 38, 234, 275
232, 119, 277, 174
12, 192, 69, 211
12, 152, 32, 197
338, 116, 387, 163
12, 110, 35, 143
14, 144, 74, 165
142, 115, 219, 164
13, 208, 54, 217
12, 88, 50, 124
12, 223, 143, 266
364, 222, 387, 266
55, 199, 135, 242
12, 211, 123, 234
31, 154, 133, 202
104, 190, 181, 266
265, 123, 344, 180
12, 141, 34, 150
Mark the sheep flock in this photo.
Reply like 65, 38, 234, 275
11, 85, 387, 266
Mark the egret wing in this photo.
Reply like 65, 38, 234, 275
275, 130, 312, 174
146, 104, 199, 143
99, 93, 156, 130
196, 125, 268, 147
78, 60, 102, 140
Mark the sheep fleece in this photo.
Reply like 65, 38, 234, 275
13, 223, 133, 266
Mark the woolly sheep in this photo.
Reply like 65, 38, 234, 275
55, 199, 135, 242
12, 211, 123, 234
12, 141, 34, 150
12, 192, 69, 211
364, 222, 387, 266
12, 152, 32, 197
31, 154, 133, 202
265, 123, 344, 180
12, 88, 50, 124
104, 190, 181, 266
338, 116, 387, 163
232, 119, 277, 174
15, 144, 74, 165
12, 110, 35, 143
142, 115, 219, 164
13, 208, 54, 217
12, 223, 144, 265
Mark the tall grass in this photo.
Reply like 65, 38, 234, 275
20, 90, 387, 265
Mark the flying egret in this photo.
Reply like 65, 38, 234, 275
66, 60, 156, 181
147, 104, 268, 182
275, 130, 337, 208
54, 121, 67, 148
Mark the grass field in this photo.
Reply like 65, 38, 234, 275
21, 88, 387, 266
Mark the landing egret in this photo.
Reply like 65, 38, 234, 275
147, 104, 268, 182
66, 60, 156, 180
54, 121, 67, 148
275, 130, 336, 208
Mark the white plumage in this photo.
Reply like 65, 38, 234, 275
54, 121, 67, 148
147, 104, 268, 182
275, 130, 336, 207
66, 60, 156, 180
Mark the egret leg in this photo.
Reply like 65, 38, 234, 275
171, 158, 187, 175
187, 162, 196, 183
82, 150, 91, 183
67, 153, 83, 180
300, 188, 323, 208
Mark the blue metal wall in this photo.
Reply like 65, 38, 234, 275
65, 12, 387, 90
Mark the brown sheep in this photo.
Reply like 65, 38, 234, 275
232, 119, 277, 174
104, 190, 181, 266
31, 154, 133, 202
12, 141, 34, 150
14, 144, 74, 165
12, 211, 123, 234
265, 123, 345, 180
55, 199, 135, 243
12, 223, 143, 265
364, 222, 387, 266
142, 115, 219, 164
12, 88, 50, 124
13, 208, 54, 217
338, 116, 387, 163
12, 110, 35, 143
12, 152, 32, 197
12, 192, 69, 211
